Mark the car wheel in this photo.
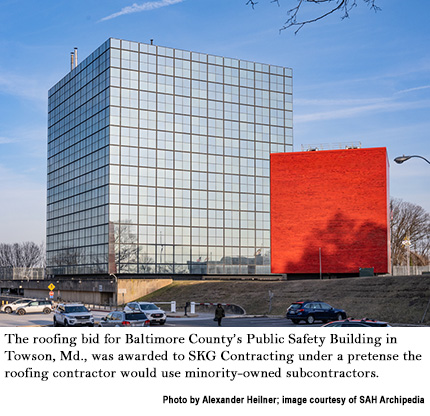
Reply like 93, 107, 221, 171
43, 308, 51, 314
306, 315, 315, 324
17, 309, 26, 316
336, 313, 343, 321
292, 319, 299, 324
4, 306, 12, 314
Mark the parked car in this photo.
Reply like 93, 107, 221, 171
98, 311, 150, 327
16, 300, 53, 315
286, 300, 346, 324
1, 298, 36, 314
322, 319, 391, 327
53, 303, 94, 327
124, 302, 166, 325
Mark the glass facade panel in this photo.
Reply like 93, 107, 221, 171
47, 38, 293, 275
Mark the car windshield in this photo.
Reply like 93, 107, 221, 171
65, 306, 89, 313
289, 303, 302, 310
125, 313, 147, 320
138, 303, 159, 310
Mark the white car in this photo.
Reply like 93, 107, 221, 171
1, 298, 36, 314
16, 300, 53, 315
124, 302, 166, 325
53, 303, 94, 327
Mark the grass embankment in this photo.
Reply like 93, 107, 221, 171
138, 275, 430, 325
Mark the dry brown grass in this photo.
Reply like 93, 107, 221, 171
138, 275, 430, 325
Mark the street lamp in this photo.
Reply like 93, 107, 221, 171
394, 155, 430, 165
109, 273, 118, 310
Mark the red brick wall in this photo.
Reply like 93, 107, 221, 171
270, 148, 390, 274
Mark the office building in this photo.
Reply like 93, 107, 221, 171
47, 38, 293, 275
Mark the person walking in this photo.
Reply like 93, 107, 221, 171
214, 303, 225, 326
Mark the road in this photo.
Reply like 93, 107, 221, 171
0, 311, 108, 327
0, 312, 321, 327
164, 315, 322, 327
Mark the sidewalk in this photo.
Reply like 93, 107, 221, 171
166, 312, 205, 318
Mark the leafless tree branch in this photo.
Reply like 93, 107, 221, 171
246, 0, 381, 34
0, 242, 45, 268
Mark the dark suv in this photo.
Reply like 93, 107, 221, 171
323, 319, 391, 327
286, 301, 346, 324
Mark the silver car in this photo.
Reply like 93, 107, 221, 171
1, 298, 36, 314
98, 311, 150, 327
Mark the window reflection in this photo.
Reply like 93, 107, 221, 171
47, 39, 290, 275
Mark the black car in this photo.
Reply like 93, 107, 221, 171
286, 301, 346, 324
322, 319, 391, 327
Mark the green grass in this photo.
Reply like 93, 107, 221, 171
136, 275, 430, 325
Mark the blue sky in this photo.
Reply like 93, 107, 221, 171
0, 0, 429, 243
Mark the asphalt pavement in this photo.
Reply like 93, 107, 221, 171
0, 310, 321, 327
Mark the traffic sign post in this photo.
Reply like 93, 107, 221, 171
402, 238, 412, 276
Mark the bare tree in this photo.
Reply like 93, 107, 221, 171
0, 242, 44, 268
50, 247, 83, 267
139, 252, 155, 273
390, 198, 430, 267
114, 222, 138, 272
246, 0, 381, 33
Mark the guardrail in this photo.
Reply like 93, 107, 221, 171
152, 301, 233, 314
153, 301, 177, 313
189, 302, 232, 314
83, 303, 113, 311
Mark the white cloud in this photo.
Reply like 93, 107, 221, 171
295, 99, 430, 123
0, 136, 15, 144
395, 85, 430, 95
0, 71, 47, 104
100, 0, 184, 22
0, 126, 47, 156
295, 97, 389, 106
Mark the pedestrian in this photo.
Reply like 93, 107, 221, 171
214, 303, 225, 326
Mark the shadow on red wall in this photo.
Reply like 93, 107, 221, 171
272, 210, 389, 275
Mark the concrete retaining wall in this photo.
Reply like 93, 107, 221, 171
118, 279, 173, 304
0, 277, 173, 306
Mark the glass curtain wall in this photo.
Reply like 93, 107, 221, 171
47, 41, 111, 275
108, 39, 292, 274
47, 38, 292, 275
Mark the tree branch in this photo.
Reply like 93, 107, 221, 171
246, 0, 381, 34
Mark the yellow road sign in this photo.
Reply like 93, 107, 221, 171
48, 283, 55, 291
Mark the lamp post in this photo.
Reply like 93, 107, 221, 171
394, 155, 430, 165
109, 273, 118, 310
394, 155, 428, 276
